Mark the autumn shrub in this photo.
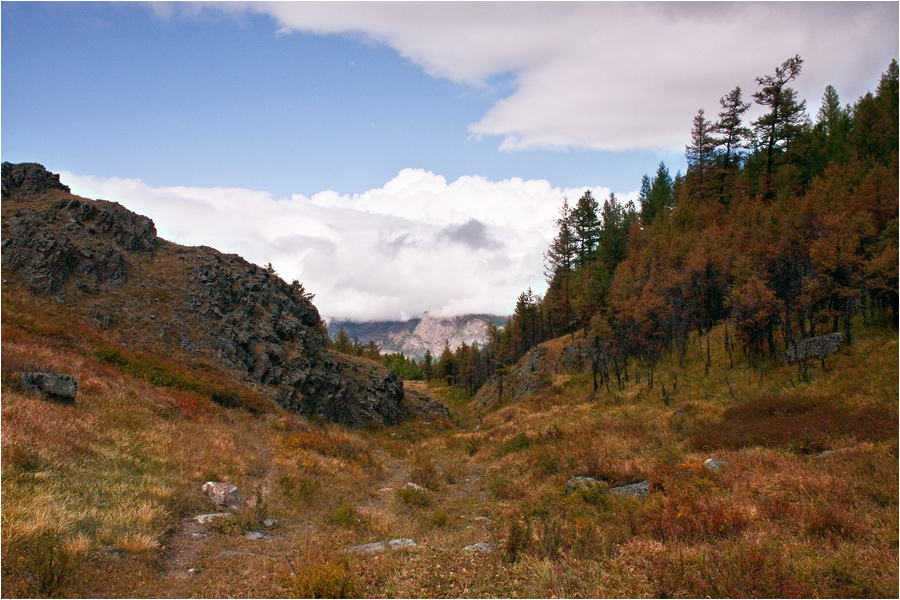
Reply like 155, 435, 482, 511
397, 486, 430, 508
409, 455, 441, 490
497, 432, 533, 456
329, 504, 364, 527
504, 515, 532, 563
283, 562, 356, 599
693, 393, 898, 454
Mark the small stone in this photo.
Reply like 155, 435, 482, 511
194, 512, 233, 524
472, 516, 493, 525
262, 519, 279, 528
704, 458, 728, 472
464, 542, 494, 552
403, 482, 424, 492
244, 531, 264, 540
202, 481, 240, 509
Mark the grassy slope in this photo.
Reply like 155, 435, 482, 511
2, 278, 897, 597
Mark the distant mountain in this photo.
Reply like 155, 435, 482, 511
329, 312, 507, 359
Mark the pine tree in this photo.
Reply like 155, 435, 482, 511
640, 162, 674, 225
571, 190, 601, 268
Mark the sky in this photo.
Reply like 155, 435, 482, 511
2, 2, 897, 321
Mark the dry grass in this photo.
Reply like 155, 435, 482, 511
2, 275, 897, 597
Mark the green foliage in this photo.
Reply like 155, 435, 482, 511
397, 486, 430, 508
381, 352, 423, 381
94, 344, 267, 412
329, 504, 363, 527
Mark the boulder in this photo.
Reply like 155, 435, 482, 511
20, 372, 77, 403
202, 482, 240, 509
782, 332, 843, 364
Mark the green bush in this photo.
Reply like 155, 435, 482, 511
398, 486, 430, 508
284, 562, 356, 599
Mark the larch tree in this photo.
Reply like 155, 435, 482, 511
752, 55, 808, 199
714, 86, 751, 203
685, 108, 719, 194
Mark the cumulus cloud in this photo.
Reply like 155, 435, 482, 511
200, 1, 899, 152
62, 169, 613, 321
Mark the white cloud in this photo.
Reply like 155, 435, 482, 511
62, 169, 615, 321
204, 1, 899, 152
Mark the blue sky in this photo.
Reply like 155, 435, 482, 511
2, 2, 897, 321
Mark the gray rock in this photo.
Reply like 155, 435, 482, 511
472, 516, 493, 525
403, 482, 425, 492
21, 372, 77, 403
565, 476, 604, 495
194, 512, 233, 524
202, 482, 240, 509
463, 542, 494, 553
609, 480, 650, 498
347, 538, 417, 554
262, 519, 279, 528
782, 332, 843, 364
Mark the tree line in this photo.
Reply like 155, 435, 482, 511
331, 57, 897, 395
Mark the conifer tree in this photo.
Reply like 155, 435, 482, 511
640, 162, 674, 225
752, 55, 808, 198
685, 109, 718, 192
571, 190, 601, 268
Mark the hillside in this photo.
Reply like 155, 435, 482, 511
1, 163, 409, 428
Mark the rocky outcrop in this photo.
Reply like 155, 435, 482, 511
1, 195, 157, 300
1, 161, 70, 197
1, 162, 406, 427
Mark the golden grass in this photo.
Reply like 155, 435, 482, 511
2, 276, 897, 597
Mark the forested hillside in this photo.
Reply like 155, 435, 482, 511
438, 57, 898, 396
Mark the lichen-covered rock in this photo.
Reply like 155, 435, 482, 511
20, 372, 78, 403
565, 476, 604, 495
609, 480, 650, 498
782, 332, 843, 364
202, 481, 241, 509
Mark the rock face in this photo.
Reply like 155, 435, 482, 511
329, 312, 505, 360
1, 162, 406, 427
20, 372, 78, 403
782, 332, 843, 364
1, 195, 156, 301
1, 162, 70, 198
